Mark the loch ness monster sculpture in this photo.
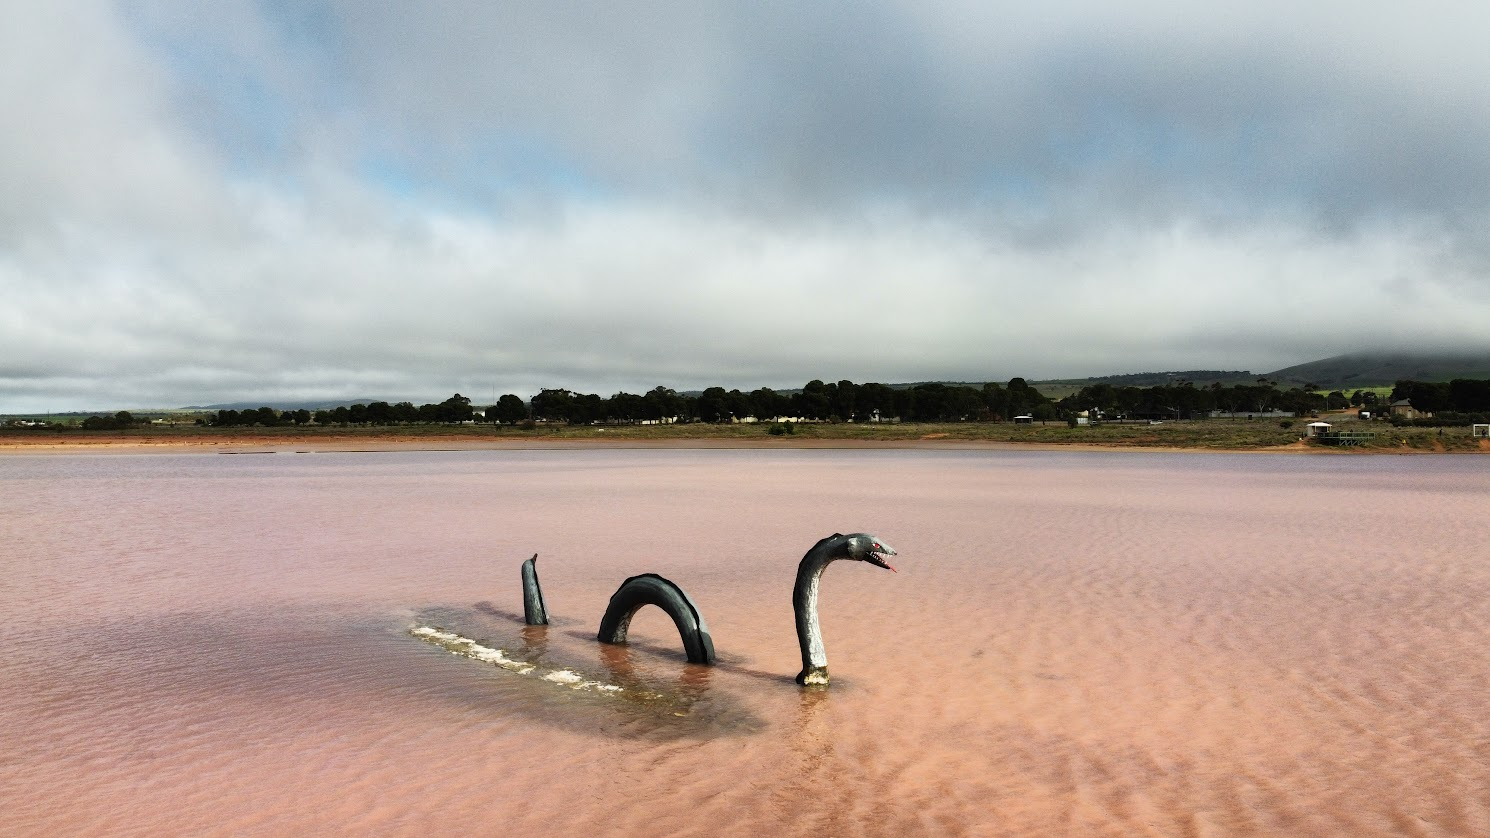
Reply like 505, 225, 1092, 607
792, 533, 898, 686
598, 573, 716, 665
516, 532, 898, 685
520, 554, 549, 626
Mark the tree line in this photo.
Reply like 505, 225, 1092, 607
1054, 377, 1490, 423
193, 380, 1057, 428
206, 394, 476, 426
1389, 379, 1490, 414
1054, 375, 1484, 420
1055, 379, 1330, 419
1387, 378, 1490, 425
80, 410, 138, 430
524, 379, 1057, 424
69, 376, 1490, 430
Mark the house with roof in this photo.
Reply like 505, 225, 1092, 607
1389, 399, 1430, 420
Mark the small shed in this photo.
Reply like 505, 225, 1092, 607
1305, 421, 1332, 438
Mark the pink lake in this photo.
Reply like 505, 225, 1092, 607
3, 448, 1489, 836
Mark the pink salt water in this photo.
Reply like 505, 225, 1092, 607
3, 449, 1489, 836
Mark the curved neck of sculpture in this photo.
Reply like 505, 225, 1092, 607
793, 548, 839, 686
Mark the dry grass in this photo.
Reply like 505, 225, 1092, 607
4, 418, 1484, 452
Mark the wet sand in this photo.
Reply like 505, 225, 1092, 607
3, 449, 1489, 835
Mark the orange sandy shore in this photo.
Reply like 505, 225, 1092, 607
3, 433, 1481, 455
0, 435, 1116, 454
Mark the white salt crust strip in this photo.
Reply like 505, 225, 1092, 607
410, 625, 624, 694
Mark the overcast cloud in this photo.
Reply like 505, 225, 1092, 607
3, 1, 1489, 411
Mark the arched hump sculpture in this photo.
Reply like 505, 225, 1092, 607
598, 573, 716, 665
520, 554, 548, 626
793, 532, 898, 686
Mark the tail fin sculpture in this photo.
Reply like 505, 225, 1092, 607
520, 554, 548, 625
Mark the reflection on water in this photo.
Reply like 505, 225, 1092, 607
4, 449, 1490, 836
596, 642, 719, 715
781, 689, 848, 833
519, 623, 548, 656
793, 687, 833, 760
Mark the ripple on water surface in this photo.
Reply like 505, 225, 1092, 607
3, 449, 1490, 835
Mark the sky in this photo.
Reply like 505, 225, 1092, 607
4, 2, 1490, 412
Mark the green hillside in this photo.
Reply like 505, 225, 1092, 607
1035, 370, 1258, 388
1026, 353, 1490, 398
1266, 352, 1490, 389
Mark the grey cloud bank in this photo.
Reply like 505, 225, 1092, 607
3, 2, 1489, 412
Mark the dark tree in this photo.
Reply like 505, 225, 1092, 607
641, 387, 683, 422
83, 412, 135, 430
574, 393, 603, 424
1449, 379, 1490, 412
793, 380, 830, 420
434, 394, 474, 423
858, 383, 897, 419
696, 387, 731, 423
831, 380, 859, 421
365, 401, 393, 425
750, 387, 791, 421
603, 392, 643, 423
725, 389, 753, 421
529, 389, 575, 423
1390, 380, 1451, 413
491, 394, 528, 424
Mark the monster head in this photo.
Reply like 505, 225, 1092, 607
837, 532, 898, 572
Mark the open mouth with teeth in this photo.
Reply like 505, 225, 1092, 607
864, 545, 898, 573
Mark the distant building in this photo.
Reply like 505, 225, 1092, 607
1389, 400, 1431, 420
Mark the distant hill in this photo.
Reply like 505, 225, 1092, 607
1034, 370, 1258, 389
1265, 353, 1490, 389
1034, 354, 1490, 394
